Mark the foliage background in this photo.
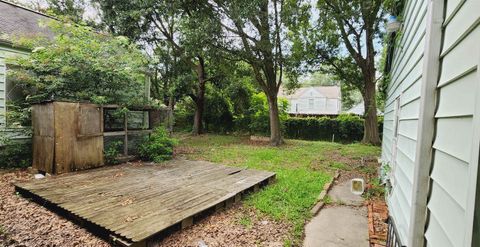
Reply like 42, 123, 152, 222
7, 20, 148, 128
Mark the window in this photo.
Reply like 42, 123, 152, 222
5, 64, 28, 127
308, 99, 314, 109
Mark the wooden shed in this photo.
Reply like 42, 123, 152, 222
32, 101, 104, 174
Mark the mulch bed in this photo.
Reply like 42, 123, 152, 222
0, 170, 109, 247
152, 205, 291, 247
1, 169, 291, 247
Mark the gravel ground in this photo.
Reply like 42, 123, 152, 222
1, 170, 291, 247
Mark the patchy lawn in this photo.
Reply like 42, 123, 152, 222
173, 134, 381, 245
0, 134, 380, 247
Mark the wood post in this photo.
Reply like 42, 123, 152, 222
225, 197, 234, 208
124, 112, 128, 156
234, 193, 242, 203
181, 216, 193, 229
215, 202, 224, 212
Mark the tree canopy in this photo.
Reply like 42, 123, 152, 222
290, 0, 387, 145
9, 20, 148, 107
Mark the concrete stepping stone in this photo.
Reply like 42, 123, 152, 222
304, 206, 369, 247
329, 180, 365, 206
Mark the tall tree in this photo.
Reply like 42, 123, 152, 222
297, 0, 385, 145
45, 0, 85, 23
96, 1, 221, 135
202, 0, 308, 146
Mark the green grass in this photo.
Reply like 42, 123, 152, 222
237, 214, 253, 229
176, 134, 380, 245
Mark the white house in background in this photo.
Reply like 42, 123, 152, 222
281, 86, 341, 116
345, 101, 383, 116
382, 0, 480, 246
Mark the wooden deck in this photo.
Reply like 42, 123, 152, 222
15, 160, 275, 246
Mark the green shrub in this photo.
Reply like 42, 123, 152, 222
337, 114, 364, 141
285, 114, 371, 142
104, 141, 122, 165
138, 127, 177, 162
0, 134, 32, 169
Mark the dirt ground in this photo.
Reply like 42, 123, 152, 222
0, 169, 290, 247
153, 206, 290, 247
0, 170, 109, 247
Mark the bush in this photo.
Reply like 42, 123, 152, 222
0, 135, 32, 169
138, 127, 177, 162
104, 141, 122, 165
285, 114, 367, 142
337, 114, 365, 141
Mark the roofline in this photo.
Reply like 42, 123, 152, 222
0, 0, 58, 20
0, 38, 31, 52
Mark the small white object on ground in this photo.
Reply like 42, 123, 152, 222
34, 174, 45, 179
351, 178, 365, 195
198, 240, 208, 247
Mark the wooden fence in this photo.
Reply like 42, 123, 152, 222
32, 101, 166, 174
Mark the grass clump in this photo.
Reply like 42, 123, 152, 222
237, 215, 253, 229
176, 134, 380, 245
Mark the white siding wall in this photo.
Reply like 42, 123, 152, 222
425, 1, 480, 246
381, 0, 428, 243
0, 44, 30, 128
288, 97, 340, 115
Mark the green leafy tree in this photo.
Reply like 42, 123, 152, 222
199, 0, 309, 145
248, 92, 289, 136
45, 0, 85, 23
295, 0, 387, 145
96, 1, 223, 135
301, 72, 338, 86
9, 20, 148, 108
150, 44, 195, 131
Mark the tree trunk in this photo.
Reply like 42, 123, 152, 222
362, 22, 381, 145
266, 93, 284, 146
167, 96, 175, 135
362, 75, 380, 145
192, 57, 206, 135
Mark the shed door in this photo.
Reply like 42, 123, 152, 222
32, 104, 54, 173
74, 104, 104, 170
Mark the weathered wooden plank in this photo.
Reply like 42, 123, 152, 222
53, 102, 78, 174
31, 103, 54, 173
15, 160, 275, 244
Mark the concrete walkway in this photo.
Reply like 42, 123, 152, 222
304, 180, 369, 247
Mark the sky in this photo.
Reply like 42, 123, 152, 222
16, 0, 100, 21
